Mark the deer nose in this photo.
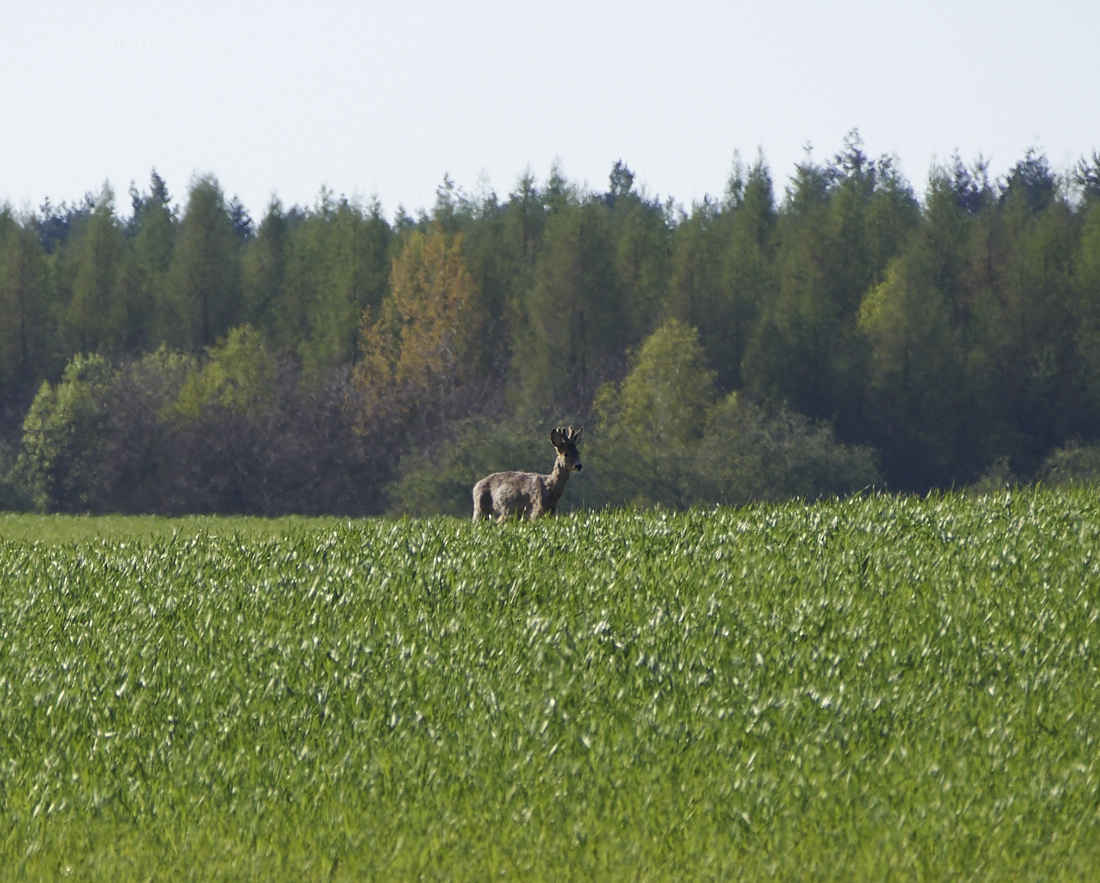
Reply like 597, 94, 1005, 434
574, 462, 583, 471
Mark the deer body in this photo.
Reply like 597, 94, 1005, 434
473, 427, 582, 522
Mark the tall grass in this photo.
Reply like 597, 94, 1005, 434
1, 490, 1098, 879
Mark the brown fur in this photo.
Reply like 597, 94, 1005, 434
472, 427, 583, 521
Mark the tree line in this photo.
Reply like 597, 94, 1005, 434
3, 134, 1100, 515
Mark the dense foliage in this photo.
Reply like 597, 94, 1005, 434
4, 138, 1100, 513
1, 491, 1098, 879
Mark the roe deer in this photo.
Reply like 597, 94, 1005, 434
472, 426, 583, 521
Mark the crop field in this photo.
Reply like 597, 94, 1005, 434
0, 513, 348, 546
1, 490, 1099, 880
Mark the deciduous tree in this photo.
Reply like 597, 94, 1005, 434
355, 226, 477, 425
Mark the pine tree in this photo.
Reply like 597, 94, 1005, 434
298, 197, 392, 378
743, 135, 917, 437
1074, 198, 1100, 433
715, 156, 776, 390
667, 198, 722, 359
972, 152, 1081, 471
605, 161, 671, 348
0, 210, 48, 401
161, 175, 242, 350
512, 191, 621, 413
242, 197, 289, 341
859, 168, 978, 488
120, 170, 177, 351
65, 185, 127, 355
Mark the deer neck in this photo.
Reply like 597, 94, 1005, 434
546, 457, 571, 503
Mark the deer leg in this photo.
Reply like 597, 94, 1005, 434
473, 486, 493, 521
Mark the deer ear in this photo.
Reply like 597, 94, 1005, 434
572, 426, 583, 442
550, 428, 563, 448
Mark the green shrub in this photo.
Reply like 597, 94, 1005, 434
588, 321, 881, 509
19, 353, 116, 511
692, 393, 882, 505
967, 455, 1022, 496
1037, 441, 1100, 486
170, 325, 277, 421
588, 320, 716, 509
16, 337, 385, 515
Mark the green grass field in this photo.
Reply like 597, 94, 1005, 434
0, 512, 349, 545
1, 491, 1099, 880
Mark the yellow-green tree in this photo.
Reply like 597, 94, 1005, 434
20, 354, 116, 511
355, 226, 477, 423
170, 325, 278, 421
591, 319, 716, 507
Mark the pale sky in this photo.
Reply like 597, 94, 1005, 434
2, 0, 1098, 220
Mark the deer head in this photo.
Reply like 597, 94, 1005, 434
550, 426, 583, 473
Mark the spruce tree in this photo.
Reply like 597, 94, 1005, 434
161, 175, 242, 350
